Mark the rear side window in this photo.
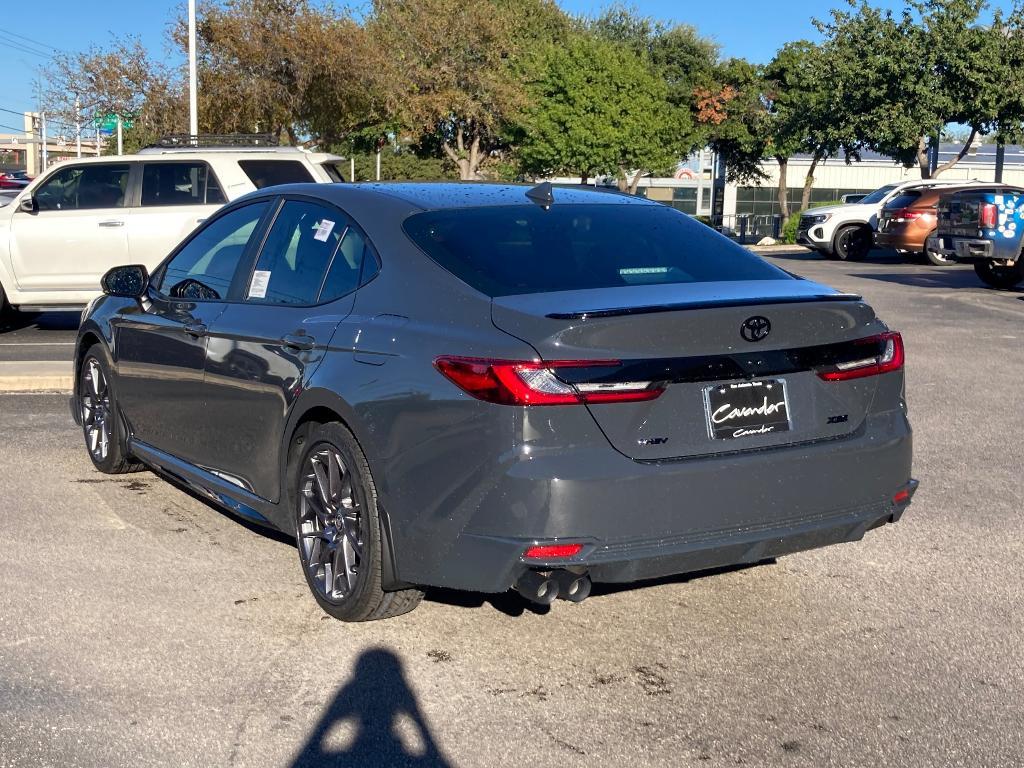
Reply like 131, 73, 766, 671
403, 204, 789, 297
246, 200, 344, 305
141, 162, 225, 207
884, 192, 923, 210
238, 160, 314, 189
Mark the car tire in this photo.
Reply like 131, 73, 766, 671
293, 421, 423, 622
79, 346, 141, 474
974, 260, 1024, 289
0, 281, 12, 318
924, 231, 955, 266
832, 225, 872, 261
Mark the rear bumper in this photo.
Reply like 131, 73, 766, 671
874, 231, 923, 252
930, 235, 995, 261
398, 409, 914, 593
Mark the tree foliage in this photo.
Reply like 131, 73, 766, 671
517, 34, 686, 190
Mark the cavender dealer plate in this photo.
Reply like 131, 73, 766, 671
703, 379, 791, 440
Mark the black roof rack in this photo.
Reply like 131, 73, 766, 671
146, 133, 279, 149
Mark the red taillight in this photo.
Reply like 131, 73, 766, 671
523, 543, 584, 560
980, 203, 998, 229
893, 489, 911, 505
818, 332, 904, 381
434, 356, 664, 406
890, 208, 926, 222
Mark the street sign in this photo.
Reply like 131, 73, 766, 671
90, 114, 134, 132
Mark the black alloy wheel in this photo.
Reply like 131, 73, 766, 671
833, 225, 872, 261
294, 422, 423, 621
79, 348, 138, 474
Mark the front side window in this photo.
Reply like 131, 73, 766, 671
245, 200, 344, 305
158, 202, 269, 300
238, 160, 314, 189
403, 204, 790, 297
141, 162, 225, 207
34, 164, 130, 211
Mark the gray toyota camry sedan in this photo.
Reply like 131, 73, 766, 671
73, 183, 916, 621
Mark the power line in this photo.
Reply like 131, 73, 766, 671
0, 39, 53, 59
0, 28, 62, 53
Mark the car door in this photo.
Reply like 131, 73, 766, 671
113, 200, 272, 466
9, 162, 132, 291
127, 160, 227, 273
200, 197, 370, 500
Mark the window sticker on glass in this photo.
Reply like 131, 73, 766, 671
313, 219, 335, 242
249, 270, 272, 299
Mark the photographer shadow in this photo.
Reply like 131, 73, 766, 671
290, 648, 453, 768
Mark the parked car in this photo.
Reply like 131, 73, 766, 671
73, 182, 916, 622
840, 193, 867, 204
0, 171, 32, 189
0, 143, 344, 315
797, 179, 987, 261
931, 187, 1024, 288
875, 183, 1019, 266
0, 190, 17, 208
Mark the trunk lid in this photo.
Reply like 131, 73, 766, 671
492, 280, 889, 461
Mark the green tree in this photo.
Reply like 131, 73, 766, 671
365, 0, 568, 180
763, 41, 855, 221
817, 0, 999, 178
517, 34, 687, 191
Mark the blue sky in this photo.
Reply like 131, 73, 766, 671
0, 0, 1013, 125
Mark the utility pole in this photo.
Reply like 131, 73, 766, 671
995, 139, 1005, 183
188, 0, 199, 141
75, 97, 82, 158
96, 127, 101, 157
40, 112, 47, 169
117, 115, 123, 156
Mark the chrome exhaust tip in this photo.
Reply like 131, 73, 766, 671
514, 571, 559, 605
554, 570, 591, 603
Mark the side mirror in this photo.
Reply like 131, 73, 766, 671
18, 196, 36, 214
101, 265, 149, 299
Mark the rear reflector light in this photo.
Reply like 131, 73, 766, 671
523, 543, 583, 559
434, 357, 664, 406
817, 332, 904, 381
893, 489, 910, 505
980, 203, 998, 229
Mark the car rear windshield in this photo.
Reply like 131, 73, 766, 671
884, 192, 923, 209
403, 204, 790, 297
238, 160, 314, 188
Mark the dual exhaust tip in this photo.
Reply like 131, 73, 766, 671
515, 570, 592, 605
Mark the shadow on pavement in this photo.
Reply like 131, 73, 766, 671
290, 648, 454, 768
852, 269, 995, 291
0, 310, 80, 333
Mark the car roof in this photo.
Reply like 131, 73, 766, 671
255, 181, 656, 211
41, 150, 342, 167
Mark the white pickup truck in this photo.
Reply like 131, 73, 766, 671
0, 144, 344, 314
796, 179, 984, 260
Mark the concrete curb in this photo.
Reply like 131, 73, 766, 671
0, 362, 73, 393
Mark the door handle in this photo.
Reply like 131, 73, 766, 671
281, 333, 315, 351
183, 322, 208, 338
98, 220, 125, 228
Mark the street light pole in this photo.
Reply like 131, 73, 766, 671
188, 0, 199, 141
40, 112, 47, 169
117, 115, 123, 156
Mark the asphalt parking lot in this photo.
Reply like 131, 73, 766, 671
1, 250, 1022, 768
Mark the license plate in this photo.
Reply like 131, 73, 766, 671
703, 379, 791, 440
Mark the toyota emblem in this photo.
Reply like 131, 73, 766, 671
740, 316, 771, 342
